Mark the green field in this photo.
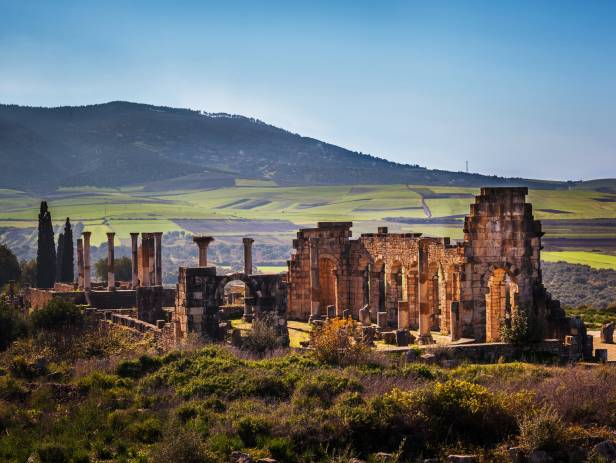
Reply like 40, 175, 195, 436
1, 184, 616, 264
542, 251, 616, 270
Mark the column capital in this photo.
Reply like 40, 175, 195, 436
130, 232, 139, 238
193, 235, 215, 245
106, 231, 116, 237
242, 237, 254, 245
82, 231, 91, 238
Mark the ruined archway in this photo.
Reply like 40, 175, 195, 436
485, 268, 519, 342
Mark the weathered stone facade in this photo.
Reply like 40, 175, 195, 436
288, 187, 568, 343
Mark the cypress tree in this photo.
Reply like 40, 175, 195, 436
36, 201, 56, 288
61, 218, 74, 283
56, 232, 64, 280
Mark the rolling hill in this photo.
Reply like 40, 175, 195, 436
0, 101, 568, 192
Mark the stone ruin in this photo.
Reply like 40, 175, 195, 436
287, 187, 591, 358
21, 187, 594, 359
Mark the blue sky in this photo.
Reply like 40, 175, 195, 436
1, 1, 615, 180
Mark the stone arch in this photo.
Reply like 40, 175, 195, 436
214, 273, 259, 305
485, 267, 519, 342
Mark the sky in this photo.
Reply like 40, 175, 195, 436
0, 0, 615, 181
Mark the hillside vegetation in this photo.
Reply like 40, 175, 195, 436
0, 102, 569, 192
1, 303, 616, 463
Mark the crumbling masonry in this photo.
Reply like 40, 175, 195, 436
288, 187, 569, 343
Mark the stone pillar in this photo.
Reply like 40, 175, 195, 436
242, 237, 254, 275
82, 231, 91, 290
398, 300, 410, 330
308, 237, 321, 322
141, 233, 151, 286
193, 236, 214, 267
417, 242, 433, 344
106, 232, 115, 291
130, 233, 139, 288
154, 232, 163, 286
76, 238, 84, 290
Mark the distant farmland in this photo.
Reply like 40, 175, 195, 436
1, 183, 615, 266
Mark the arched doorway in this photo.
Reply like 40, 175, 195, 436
485, 268, 519, 342
318, 257, 337, 314
222, 279, 246, 309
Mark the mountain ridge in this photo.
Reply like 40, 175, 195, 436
0, 101, 581, 192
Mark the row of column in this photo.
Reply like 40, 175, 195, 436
76, 231, 163, 290
192, 235, 254, 275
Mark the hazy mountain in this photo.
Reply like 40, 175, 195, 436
0, 101, 565, 192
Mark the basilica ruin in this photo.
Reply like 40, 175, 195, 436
288, 187, 568, 344
22, 187, 593, 359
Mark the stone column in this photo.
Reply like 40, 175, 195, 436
417, 242, 433, 344
82, 231, 91, 290
242, 237, 254, 275
154, 232, 163, 285
106, 232, 115, 291
193, 236, 214, 267
130, 233, 139, 288
76, 238, 84, 290
141, 233, 151, 286
308, 237, 321, 322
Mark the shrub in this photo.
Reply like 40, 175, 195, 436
310, 318, 369, 366
151, 430, 215, 463
267, 437, 295, 463
235, 415, 271, 447
116, 355, 163, 379
30, 300, 83, 331
501, 307, 542, 346
37, 443, 70, 463
242, 319, 278, 355
293, 372, 362, 409
129, 417, 163, 444
518, 405, 567, 451
414, 379, 516, 445
0, 301, 27, 350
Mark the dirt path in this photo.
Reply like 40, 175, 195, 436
406, 185, 432, 218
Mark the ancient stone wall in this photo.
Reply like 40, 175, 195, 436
287, 187, 571, 343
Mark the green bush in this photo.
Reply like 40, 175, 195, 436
0, 301, 27, 350
116, 355, 163, 379
242, 319, 278, 355
30, 300, 83, 331
129, 417, 163, 444
151, 430, 215, 463
501, 308, 542, 346
37, 443, 70, 463
235, 415, 271, 447
518, 405, 567, 451
293, 372, 361, 409
267, 437, 295, 463
417, 379, 516, 445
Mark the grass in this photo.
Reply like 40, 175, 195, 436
542, 251, 616, 270
1, 183, 615, 246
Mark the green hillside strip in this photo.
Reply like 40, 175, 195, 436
542, 251, 616, 270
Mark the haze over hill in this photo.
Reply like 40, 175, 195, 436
0, 101, 572, 193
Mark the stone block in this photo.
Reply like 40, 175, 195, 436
420, 353, 437, 364
361, 326, 375, 345
377, 311, 388, 329
395, 329, 410, 346
596, 348, 608, 363
326, 305, 336, 318
601, 322, 614, 344
359, 305, 371, 326
342, 308, 350, 319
